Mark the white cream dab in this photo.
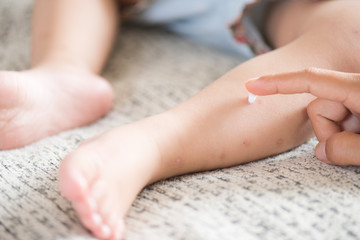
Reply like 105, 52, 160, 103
248, 93, 257, 104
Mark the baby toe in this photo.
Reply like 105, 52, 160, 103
111, 219, 126, 240
93, 223, 112, 240
81, 212, 103, 233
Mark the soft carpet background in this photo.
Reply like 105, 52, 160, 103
1, 1, 360, 239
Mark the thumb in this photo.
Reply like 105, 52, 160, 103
317, 131, 360, 166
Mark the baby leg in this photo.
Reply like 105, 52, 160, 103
59, 0, 360, 239
0, 0, 118, 149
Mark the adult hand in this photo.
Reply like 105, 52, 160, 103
246, 68, 360, 166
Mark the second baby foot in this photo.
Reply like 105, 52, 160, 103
0, 67, 113, 149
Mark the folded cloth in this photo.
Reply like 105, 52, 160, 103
119, 0, 273, 60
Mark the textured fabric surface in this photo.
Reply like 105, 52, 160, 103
1, 1, 360, 240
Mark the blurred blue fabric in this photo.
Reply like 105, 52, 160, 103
133, 0, 256, 59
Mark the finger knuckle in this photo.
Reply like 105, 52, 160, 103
303, 67, 321, 76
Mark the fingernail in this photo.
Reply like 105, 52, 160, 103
245, 77, 260, 91
248, 92, 257, 104
315, 142, 330, 164
247, 77, 259, 82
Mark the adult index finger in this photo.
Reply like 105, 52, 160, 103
246, 68, 360, 107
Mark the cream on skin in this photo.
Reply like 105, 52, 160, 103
247, 77, 258, 104
248, 92, 257, 104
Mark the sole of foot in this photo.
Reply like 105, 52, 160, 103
0, 68, 114, 149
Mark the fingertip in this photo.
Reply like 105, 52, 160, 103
245, 76, 276, 96
315, 142, 333, 164
245, 77, 259, 91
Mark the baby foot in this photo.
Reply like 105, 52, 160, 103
0, 67, 113, 149
58, 117, 171, 239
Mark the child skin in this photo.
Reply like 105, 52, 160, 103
0, 0, 117, 149
247, 68, 360, 165
2, 0, 359, 239
58, 1, 360, 239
